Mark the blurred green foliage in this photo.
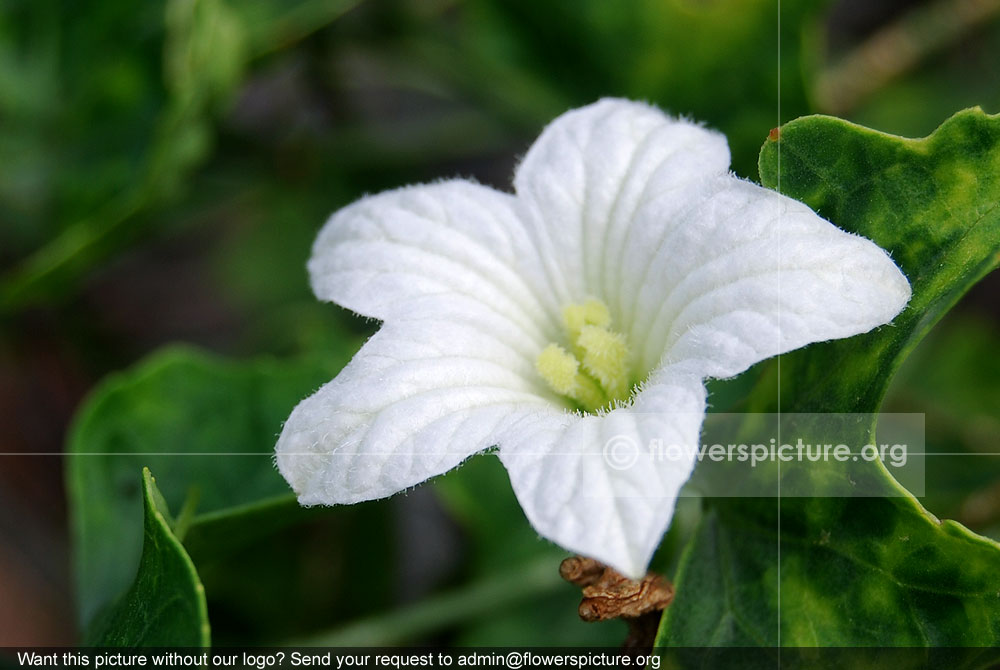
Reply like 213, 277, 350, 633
66, 347, 355, 630
885, 316, 1000, 540
1, 0, 997, 650
1, 0, 835, 313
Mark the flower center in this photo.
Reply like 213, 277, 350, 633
535, 298, 633, 413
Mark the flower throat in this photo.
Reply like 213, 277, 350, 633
535, 298, 633, 413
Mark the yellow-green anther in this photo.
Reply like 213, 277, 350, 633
536, 343, 607, 410
562, 298, 611, 340
571, 374, 608, 412
577, 325, 629, 398
536, 344, 580, 396
538, 298, 633, 412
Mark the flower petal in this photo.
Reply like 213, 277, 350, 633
497, 369, 707, 578
513, 97, 731, 310
308, 179, 562, 341
276, 299, 554, 505
625, 175, 911, 378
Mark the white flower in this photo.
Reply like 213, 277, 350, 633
275, 98, 910, 578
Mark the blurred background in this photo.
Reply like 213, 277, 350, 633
2, 0, 999, 646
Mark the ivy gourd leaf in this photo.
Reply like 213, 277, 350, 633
758, 107, 1000, 414
87, 468, 209, 647
657, 108, 1000, 656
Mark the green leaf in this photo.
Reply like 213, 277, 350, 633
67, 345, 350, 630
658, 109, 1000, 652
758, 107, 1000, 414
87, 468, 210, 647
664, 499, 1000, 647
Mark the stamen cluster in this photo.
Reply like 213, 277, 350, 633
536, 299, 632, 412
